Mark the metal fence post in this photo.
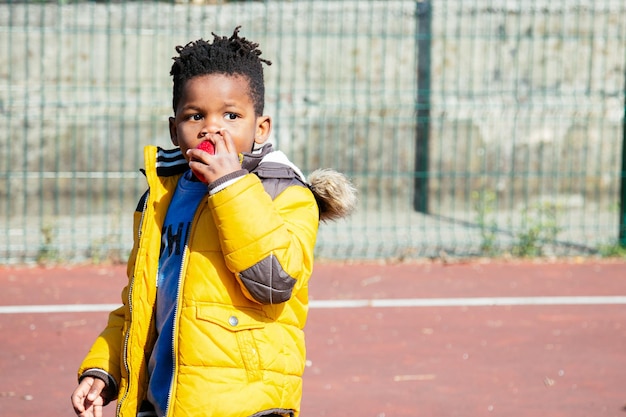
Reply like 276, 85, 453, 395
619, 68, 626, 247
413, 0, 432, 213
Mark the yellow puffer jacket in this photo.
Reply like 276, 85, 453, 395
78, 144, 319, 417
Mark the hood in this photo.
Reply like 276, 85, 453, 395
243, 144, 357, 223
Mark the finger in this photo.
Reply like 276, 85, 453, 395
87, 378, 105, 402
206, 129, 231, 155
189, 161, 209, 183
218, 129, 236, 154
94, 403, 103, 417
71, 390, 83, 413
71, 379, 92, 413
71, 393, 85, 414
187, 148, 209, 164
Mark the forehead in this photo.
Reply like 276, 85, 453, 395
181, 73, 252, 101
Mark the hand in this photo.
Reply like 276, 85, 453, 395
187, 129, 243, 184
71, 377, 106, 417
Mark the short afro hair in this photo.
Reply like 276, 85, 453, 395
170, 26, 271, 116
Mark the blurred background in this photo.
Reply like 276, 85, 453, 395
0, 0, 625, 264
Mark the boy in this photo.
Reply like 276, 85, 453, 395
71, 27, 355, 417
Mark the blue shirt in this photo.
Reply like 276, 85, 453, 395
148, 170, 208, 416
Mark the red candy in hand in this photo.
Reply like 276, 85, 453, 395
196, 140, 215, 155
194, 141, 214, 183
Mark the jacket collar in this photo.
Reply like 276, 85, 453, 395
241, 143, 275, 173
154, 147, 188, 177
152, 143, 281, 178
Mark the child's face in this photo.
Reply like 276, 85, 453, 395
169, 73, 270, 158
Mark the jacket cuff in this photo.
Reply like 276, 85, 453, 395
208, 169, 248, 195
79, 368, 118, 405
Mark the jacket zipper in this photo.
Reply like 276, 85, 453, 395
116, 191, 149, 416
164, 196, 204, 417
137, 191, 149, 241
164, 244, 189, 417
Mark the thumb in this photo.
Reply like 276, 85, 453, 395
87, 378, 106, 401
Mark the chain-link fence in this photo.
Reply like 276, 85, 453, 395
1, 0, 625, 264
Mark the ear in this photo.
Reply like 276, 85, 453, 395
169, 117, 179, 146
254, 115, 272, 145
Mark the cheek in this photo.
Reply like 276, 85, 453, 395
233, 136, 256, 154
176, 126, 198, 149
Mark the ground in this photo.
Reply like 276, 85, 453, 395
0, 259, 625, 416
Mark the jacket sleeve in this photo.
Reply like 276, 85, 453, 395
76, 191, 147, 390
208, 173, 318, 305
77, 301, 126, 396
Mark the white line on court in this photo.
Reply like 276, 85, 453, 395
309, 296, 626, 309
0, 304, 122, 314
1, 296, 625, 314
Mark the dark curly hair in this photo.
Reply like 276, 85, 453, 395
170, 26, 272, 116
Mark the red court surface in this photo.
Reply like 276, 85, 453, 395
1, 260, 625, 416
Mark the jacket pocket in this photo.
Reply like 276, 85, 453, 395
196, 303, 270, 330
194, 303, 270, 382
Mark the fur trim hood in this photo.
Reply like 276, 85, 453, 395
308, 168, 357, 222
243, 144, 358, 222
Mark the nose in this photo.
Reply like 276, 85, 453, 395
200, 116, 223, 138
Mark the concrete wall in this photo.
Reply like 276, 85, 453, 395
429, 1, 625, 213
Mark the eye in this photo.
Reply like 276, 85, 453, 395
225, 112, 238, 120
192, 114, 203, 121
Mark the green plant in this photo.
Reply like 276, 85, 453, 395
87, 236, 127, 264
597, 243, 626, 258
86, 211, 126, 264
37, 222, 59, 265
472, 189, 499, 256
511, 202, 561, 257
